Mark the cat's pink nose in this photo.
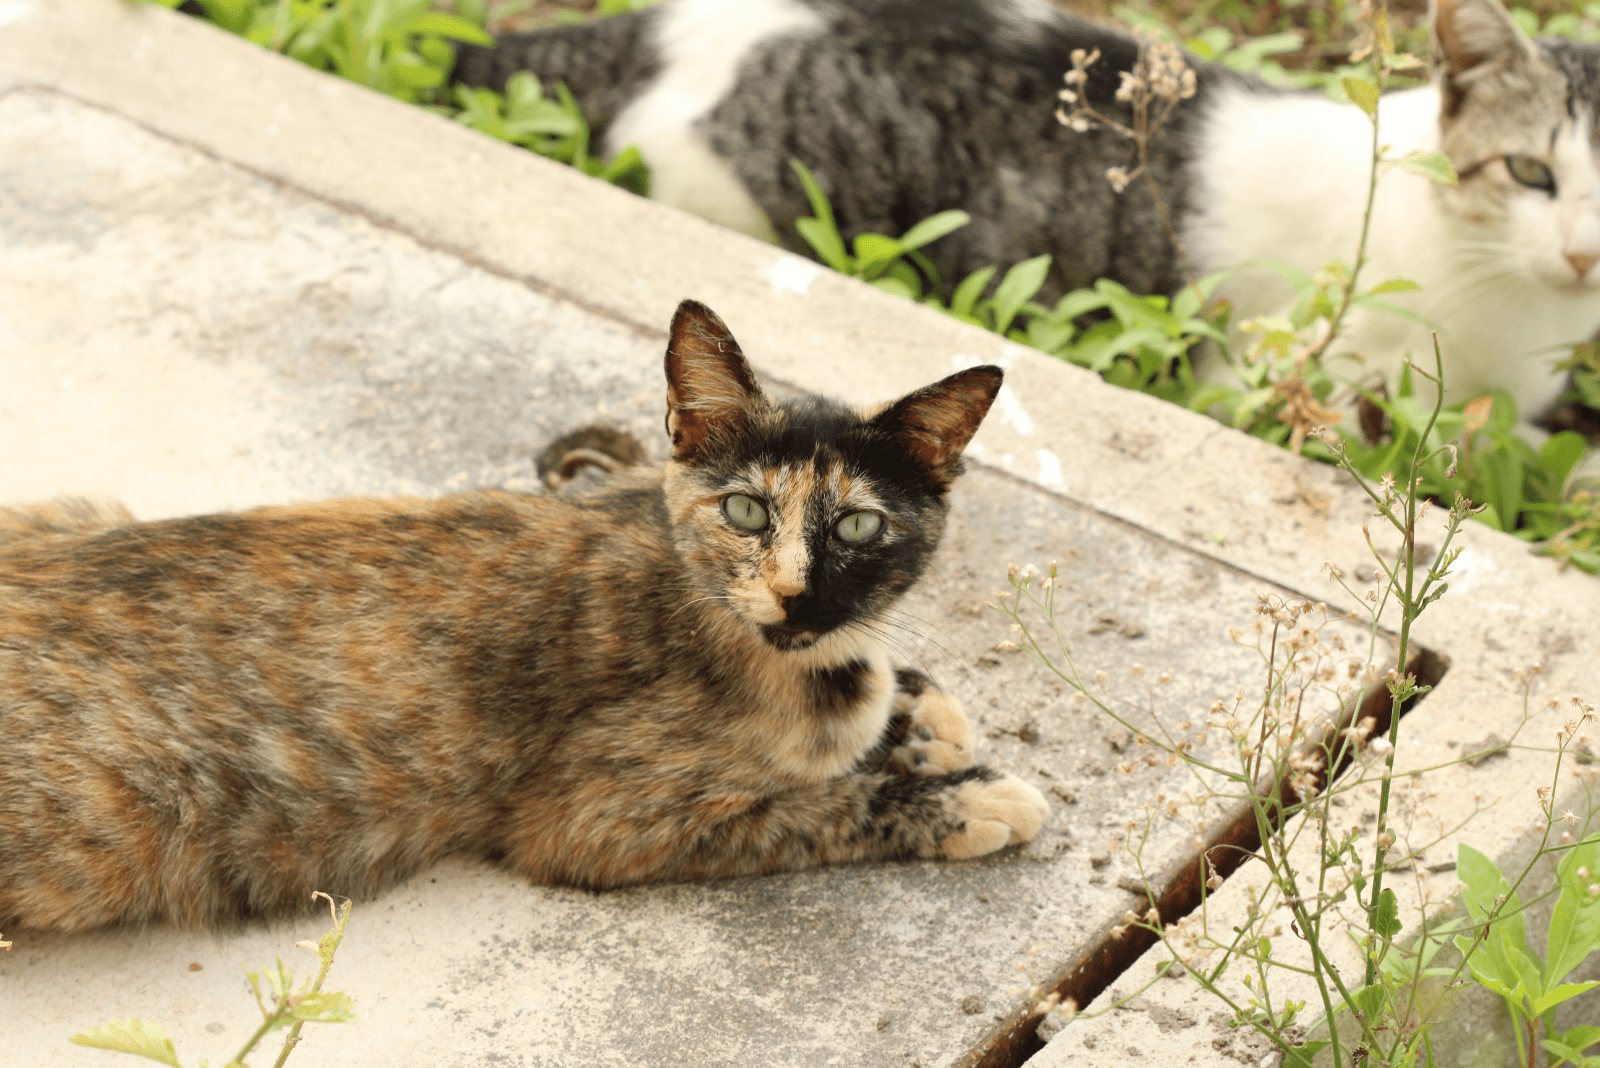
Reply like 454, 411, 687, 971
1567, 250, 1599, 279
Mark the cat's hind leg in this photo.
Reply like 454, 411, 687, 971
885, 668, 975, 776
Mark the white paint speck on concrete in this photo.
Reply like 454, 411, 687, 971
0, 1, 33, 27
1035, 448, 1063, 488
996, 385, 1033, 435
767, 257, 818, 296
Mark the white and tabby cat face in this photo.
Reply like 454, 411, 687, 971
1435, 0, 1600, 293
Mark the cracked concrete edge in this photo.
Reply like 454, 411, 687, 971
2, 3, 1597, 1064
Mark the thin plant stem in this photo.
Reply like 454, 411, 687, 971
274, 895, 354, 1068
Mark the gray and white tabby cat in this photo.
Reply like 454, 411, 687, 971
456, 0, 1600, 426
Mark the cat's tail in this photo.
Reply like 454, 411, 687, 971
536, 425, 649, 492
452, 10, 665, 138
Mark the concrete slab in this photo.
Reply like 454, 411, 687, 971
0, 3, 1593, 1068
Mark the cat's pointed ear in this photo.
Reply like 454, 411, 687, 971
1432, 0, 1541, 114
870, 366, 1003, 489
664, 301, 767, 461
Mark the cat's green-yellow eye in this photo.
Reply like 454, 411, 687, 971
1504, 154, 1555, 193
722, 494, 769, 532
836, 511, 883, 544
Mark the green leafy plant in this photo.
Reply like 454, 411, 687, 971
142, 0, 651, 192
452, 73, 648, 193
788, 161, 1228, 404
1451, 836, 1600, 1068
147, 0, 493, 103
69, 895, 354, 1068
788, 159, 971, 300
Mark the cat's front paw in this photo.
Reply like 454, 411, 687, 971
940, 774, 1050, 860
887, 678, 975, 775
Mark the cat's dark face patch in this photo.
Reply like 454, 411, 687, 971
666, 395, 948, 651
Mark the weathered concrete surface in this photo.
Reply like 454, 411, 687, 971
0, 3, 1595, 1068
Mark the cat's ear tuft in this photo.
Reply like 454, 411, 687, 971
664, 300, 767, 461
871, 366, 1003, 489
1431, 0, 1541, 113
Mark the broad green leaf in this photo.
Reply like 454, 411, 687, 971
196, 0, 256, 35
870, 276, 917, 300
1547, 836, 1600, 982
882, 260, 924, 299
1532, 980, 1600, 1018
394, 11, 493, 45
1372, 888, 1403, 939
290, 990, 357, 1023
905, 249, 943, 293
70, 1019, 182, 1068
1572, 368, 1600, 408
1184, 26, 1232, 60
897, 210, 970, 252
1170, 271, 1227, 320
455, 0, 489, 27
1504, 927, 1546, 1001
1342, 75, 1379, 116
1399, 149, 1459, 186
949, 266, 997, 319
505, 71, 546, 111
1352, 981, 1389, 1019
853, 232, 906, 279
1072, 325, 1167, 374
1280, 1040, 1330, 1068
1367, 277, 1422, 296
1480, 447, 1527, 532
789, 160, 837, 234
1024, 317, 1076, 354
794, 217, 850, 274
1221, 30, 1304, 73
1048, 287, 1111, 323
1099, 279, 1179, 334
416, 35, 455, 70
990, 255, 1052, 335
1540, 432, 1589, 496
600, 146, 650, 195
1552, 1025, 1600, 1056
380, 54, 445, 92
1458, 843, 1526, 953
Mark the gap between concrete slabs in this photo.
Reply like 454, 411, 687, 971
1, 2, 1597, 1065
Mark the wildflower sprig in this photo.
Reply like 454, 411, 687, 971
68, 894, 355, 1068
1055, 31, 1197, 279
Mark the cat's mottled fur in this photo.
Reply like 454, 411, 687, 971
0, 301, 1047, 932
457, 0, 1600, 425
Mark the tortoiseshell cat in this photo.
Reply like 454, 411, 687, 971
0, 301, 1048, 932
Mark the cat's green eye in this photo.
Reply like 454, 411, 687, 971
835, 511, 883, 544
1504, 154, 1556, 193
722, 494, 769, 532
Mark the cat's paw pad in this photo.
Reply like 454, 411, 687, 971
940, 774, 1050, 860
888, 687, 975, 775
